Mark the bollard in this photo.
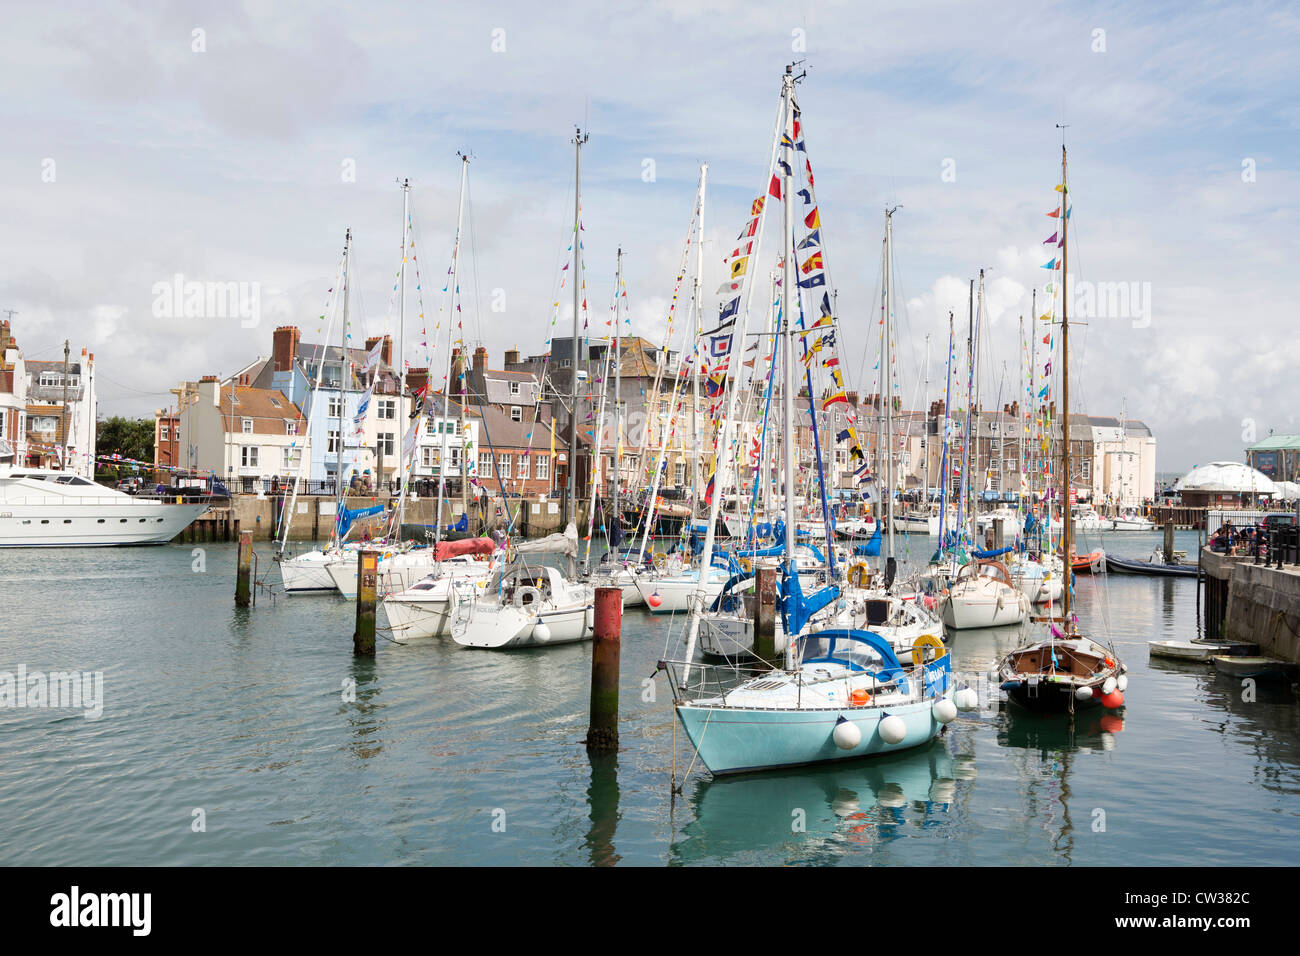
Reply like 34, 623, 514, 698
753, 565, 779, 668
1164, 519, 1175, 565
585, 587, 622, 753
235, 530, 253, 608
353, 549, 378, 656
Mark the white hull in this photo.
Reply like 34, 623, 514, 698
326, 550, 437, 599
278, 550, 345, 593
940, 576, 1028, 629
0, 497, 207, 547
452, 600, 592, 649
635, 567, 729, 614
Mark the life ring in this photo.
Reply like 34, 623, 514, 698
848, 561, 869, 588
513, 585, 542, 609
739, 557, 753, 574
651, 551, 668, 570
911, 633, 947, 667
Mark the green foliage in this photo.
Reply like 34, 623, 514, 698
95, 417, 155, 481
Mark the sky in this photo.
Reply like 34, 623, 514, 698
2, 0, 1297, 473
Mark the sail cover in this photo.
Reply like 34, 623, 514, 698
435, 537, 496, 560
512, 522, 579, 557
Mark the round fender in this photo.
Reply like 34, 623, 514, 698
911, 633, 947, 667
513, 585, 542, 609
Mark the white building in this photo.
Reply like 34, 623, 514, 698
176, 374, 309, 490
1088, 416, 1156, 509
23, 350, 98, 478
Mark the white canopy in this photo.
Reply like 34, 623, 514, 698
1270, 480, 1300, 500
1174, 461, 1275, 495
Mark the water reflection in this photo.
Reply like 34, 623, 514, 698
670, 740, 960, 865
584, 752, 621, 866
343, 656, 384, 761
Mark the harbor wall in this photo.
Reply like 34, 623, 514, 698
177, 493, 589, 542
1224, 561, 1300, 665
1204, 548, 1300, 664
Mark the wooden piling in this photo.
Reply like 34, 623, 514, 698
753, 565, 779, 668
235, 530, 253, 608
585, 587, 622, 753
1164, 519, 1176, 564
353, 549, 378, 656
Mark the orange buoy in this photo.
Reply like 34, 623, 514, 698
851, 688, 872, 707
1100, 690, 1124, 709
647, 592, 663, 608
1104, 657, 1115, 668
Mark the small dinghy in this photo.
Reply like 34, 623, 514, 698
1211, 656, 1299, 682
1148, 640, 1250, 662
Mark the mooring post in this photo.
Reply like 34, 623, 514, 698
585, 586, 622, 753
1164, 519, 1175, 564
753, 565, 779, 668
353, 549, 378, 656
235, 529, 253, 608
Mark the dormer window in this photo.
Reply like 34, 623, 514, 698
242, 418, 254, 434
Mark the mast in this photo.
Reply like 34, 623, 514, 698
692, 165, 707, 527
397, 177, 410, 521
1060, 140, 1072, 629
337, 229, 350, 516
922, 332, 931, 510
566, 127, 588, 529
963, 278, 974, 548
613, 246, 623, 535
436, 156, 470, 549
883, 207, 897, 572
780, 65, 798, 665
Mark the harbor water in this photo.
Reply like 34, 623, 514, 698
1, 529, 1296, 866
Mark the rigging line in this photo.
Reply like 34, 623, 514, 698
465, 169, 486, 350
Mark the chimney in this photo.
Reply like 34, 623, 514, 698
846, 390, 859, 407
0, 320, 9, 354
504, 346, 520, 366
473, 346, 488, 373
273, 326, 300, 372
407, 367, 429, 395
199, 375, 220, 408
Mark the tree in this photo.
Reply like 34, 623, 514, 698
96, 416, 155, 481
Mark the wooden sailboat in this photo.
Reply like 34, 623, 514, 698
996, 139, 1128, 715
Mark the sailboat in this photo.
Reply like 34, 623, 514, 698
669, 66, 954, 775
937, 272, 1029, 630
996, 139, 1128, 714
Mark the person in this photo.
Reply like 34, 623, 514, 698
155, 482, 165, 496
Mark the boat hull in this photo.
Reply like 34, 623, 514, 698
0, 501, 208, 546
675, 694, 948, 775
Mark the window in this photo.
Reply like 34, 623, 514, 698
422, 446, 439, 470
448, 447, 461, 471
269, 397, 281, 408
379, 399, 396, 420
379, 432, 395, 457
327, 429, 340, 454
33, 416, 57, 434
285, 421, 298, 435
536, 455, 549, 480
989, 459, 1000, 471
517, 454, 529, 479
1081, 460, 1092, 480
510, 381, 521, 396
242, 418, 254, 434
241, 445, 259, 468
478, 452, 492, 475
510, 406, 522, 422
160, 424, 169, 441
282, 447, 301, 471
328, 396, 343, 419
674, 463, 685, 486
497, 454, 511, 478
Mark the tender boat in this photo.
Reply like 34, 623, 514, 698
1148, 640, 1253, 662
1110, 508, 1155, 531
998, 632, 1127, 714
0, 467, 207, 546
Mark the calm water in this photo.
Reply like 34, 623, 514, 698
0, 529, 1296, 866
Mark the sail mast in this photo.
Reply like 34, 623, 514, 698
884, 207, 897, 573
780, 65, 797, 666
692, 165, 707, 526
566, 127, 588, 530
337, 228, 350, 533
435, 156, 469, 549
1060, 141, 1072, 629
613, 246, 623, 535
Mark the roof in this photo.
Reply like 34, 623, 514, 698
433, 396, 558, 451
1175, 461, 1274, 494
26, 360, 83, 374
1248, 434, 1300, 451
219, 386, 303, 434
1086, 415, 1153, 436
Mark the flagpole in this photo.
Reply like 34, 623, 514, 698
566, 127, 588, 538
